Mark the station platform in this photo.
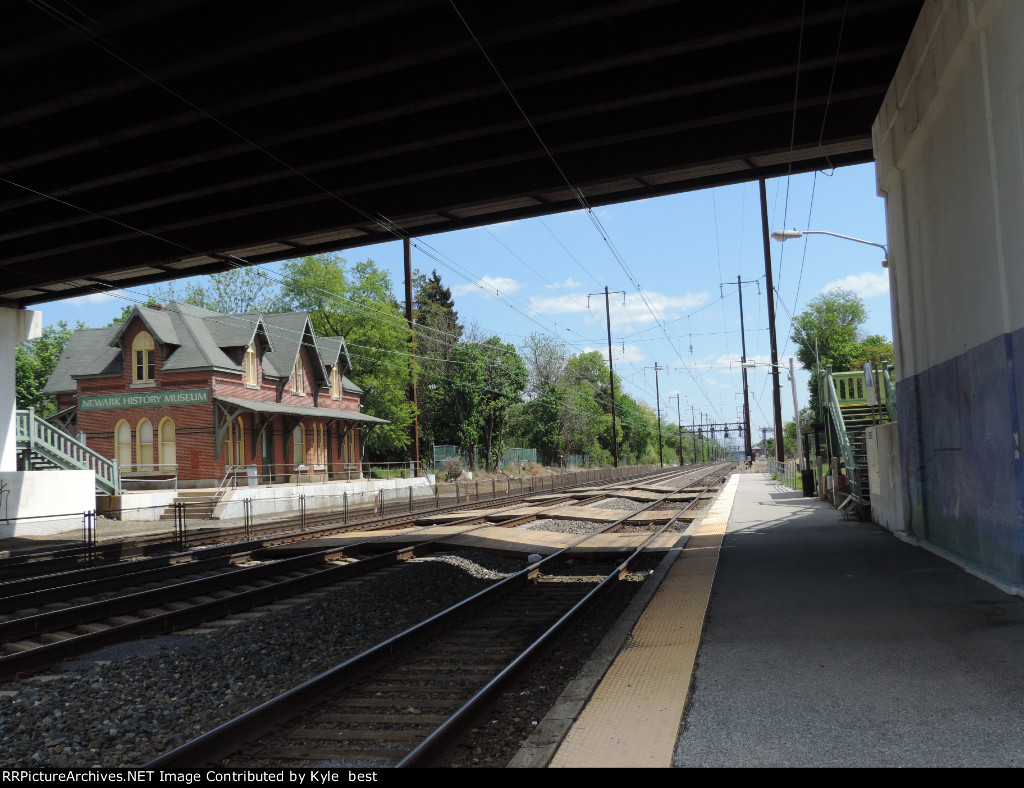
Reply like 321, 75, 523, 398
521, 472, 1024, 768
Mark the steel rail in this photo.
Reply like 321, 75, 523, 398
145, 464, 731, 768
400, 466, 731, 766
0, 464, 671, 576
0, 467, 691, 679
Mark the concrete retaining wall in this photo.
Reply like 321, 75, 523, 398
0, 470, 95, 537
866, 423, 905, 533
218, 475, 432, 520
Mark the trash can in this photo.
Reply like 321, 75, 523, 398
801, 469, 816, 498
246, 465, 259, 488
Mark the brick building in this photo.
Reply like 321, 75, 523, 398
43, 302, 387, 485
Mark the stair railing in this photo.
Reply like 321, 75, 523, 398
16, 408, 120, 494
882, 363, 897, 423
822, 367, 863, 505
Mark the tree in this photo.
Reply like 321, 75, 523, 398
15, 321, 83, 416
278, 255, 415, 459
412, 269, 464, 452
150, 268, 279, 315
476, 337, 528, 471
850, 334, 895, 370
790, 289, 868, 415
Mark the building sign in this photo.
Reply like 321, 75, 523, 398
79, 388, 211, 411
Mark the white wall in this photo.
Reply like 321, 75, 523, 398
0, 470, 95, 538
0, 308, 41, 472
219, 475, 432, 520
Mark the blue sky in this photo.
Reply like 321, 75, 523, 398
39, 162, 891, 449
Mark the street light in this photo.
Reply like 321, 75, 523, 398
771, 229, 889, 268
741, 358, 803, 469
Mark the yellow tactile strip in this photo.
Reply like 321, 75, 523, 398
548, 474, 739, 768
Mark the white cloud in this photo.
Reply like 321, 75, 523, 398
822, 271, 889, 298
68, 289, 124, 306
530, 290, 710, 327
528, 293, 590, 314
581, 344, 647, 364
546, 277, 582, 290
452, 276, 525, 297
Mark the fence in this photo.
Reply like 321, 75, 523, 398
431, 445, 538, 470
0, 464, 659, 556
765, 458, 800, 490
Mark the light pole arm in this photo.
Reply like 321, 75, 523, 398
771, 228, 887, 255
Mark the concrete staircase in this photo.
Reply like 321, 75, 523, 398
159, 491, 216, 520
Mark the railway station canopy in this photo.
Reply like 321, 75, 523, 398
1, 0, 924, 307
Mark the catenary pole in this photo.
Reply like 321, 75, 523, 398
403, 239, 420, 476
759, 178, 786, 461
736, 275, 754, 463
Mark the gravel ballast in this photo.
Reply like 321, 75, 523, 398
0, 551, 524, 768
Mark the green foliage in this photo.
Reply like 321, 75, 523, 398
281, 256, 415, 459
850, 334, 894, 370
790, 289, 871, 415
15, 321, 82, 417
149, 268, 279, 315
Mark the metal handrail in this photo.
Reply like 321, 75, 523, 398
882, 363, 897, 423
822, 368, 863, 506
15, 409, 120, 494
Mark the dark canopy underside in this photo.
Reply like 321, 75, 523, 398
1, 0, 923, 306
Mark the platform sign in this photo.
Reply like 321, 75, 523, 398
79, 388, 211, 411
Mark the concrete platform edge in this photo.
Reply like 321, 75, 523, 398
506, 530, 694, 768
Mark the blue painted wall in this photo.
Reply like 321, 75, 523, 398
898, 331, 1024, 586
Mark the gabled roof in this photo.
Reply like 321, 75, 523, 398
341, 375, 363, 395
43, 325, 121, 394
316, 335, 352, 374
260, 312, 328, 385
45, 304, 350, 392
202, 311, 274, 354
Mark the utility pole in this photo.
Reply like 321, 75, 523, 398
646, 362, 666, 467
759, 178, 785, 461
790, 357, 803, 469
689, 406, 698, 463
727, 274, 755, 463
669, 394, 683, 466
403, 239, 420, 476
589, 287, 626, 467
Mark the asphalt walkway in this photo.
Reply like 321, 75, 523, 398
673, 473, 1024, 767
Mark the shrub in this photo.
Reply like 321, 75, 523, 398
442, 456, 463, 482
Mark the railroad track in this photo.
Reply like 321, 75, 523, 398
0, 466, 719, 681
0, 464, 675, 577
145, 465, 732, 768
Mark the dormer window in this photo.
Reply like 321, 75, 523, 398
331, 366, 341, 399
132, 331, 155, 383
291, 355, 304, 395
245, 342, 258, 387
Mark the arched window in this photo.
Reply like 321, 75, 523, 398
316, 424, 326, 465
136, 418, 154, 469
293, 423, 306, 466
244, 343, 258, 387
291, 355, 304, 395
225, 417, 245, 467
158, 418, 176, 471
132, 331, 155, 383
331, 366, 341, 399
115, 420, 132, 470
